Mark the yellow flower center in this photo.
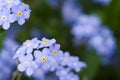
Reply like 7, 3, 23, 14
42, 39, 48, 45
52, 50, 57, 55
64, 58, 69, 62
73, 62, 77, 66
53, 61, 57, 66
7, 0, 12, 3
41, 57, 47, 62
1, 16, 6, 21
24, 61, 30, 67
61, 70, 67, 75
26, 41, 31, 46
17, 11, 23, 17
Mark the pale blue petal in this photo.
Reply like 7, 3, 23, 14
26, 67, 33, 76
18, 18, 25, 25
17, 64, 26, 72
3, 21, 10, 30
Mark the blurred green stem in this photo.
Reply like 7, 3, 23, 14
16, 72, 22, 80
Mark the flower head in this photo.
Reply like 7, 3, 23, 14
17, 54, 38, 76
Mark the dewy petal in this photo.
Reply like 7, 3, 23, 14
18, 18, 25, 25
3, 21, 10, 30
26, 67, 33, 76
17, 64, 26, 72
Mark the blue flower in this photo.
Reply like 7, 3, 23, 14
70, 56, 87, 72
66, 72, 79, 80
71, 14, 101, 41
39, 37, 56, 48
49, 44, 63, 57
17, 54, 38, 76
0, 0, 31, 30
60, 52, 72, 66
0, 8, 15, 30
62, 0, 80, 24
3, 0, 20, 8
34, 48, 55, 70
89, 27, 116, 56
56, 67, 70, 80
22, 38, 40, 53
13, 38, 40, 59
12, 3, 31, 25
32, 67, 46, 80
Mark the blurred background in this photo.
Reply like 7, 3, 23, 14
0, 0, 120, 80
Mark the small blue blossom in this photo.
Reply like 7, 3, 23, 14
89, 27, 116, 56
0, 0, 31, 30
0, 38, 18, 80
0, 8, 15, 30
34, 48, 55, 70
71, 14, 101, 41
60, 52, 72, 66
39, 37, 56, 48
12, 3, 31, 25
13, 38, 40, 59
70, 56, 87, 72
66, 72, 79, 80
62, 0, 80, 24
18, 54, 38, 76
49, 44, 63, 57
56, 67, 70, 80
32, 67, 46, 80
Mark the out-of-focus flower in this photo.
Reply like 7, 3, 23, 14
0, 38, 19, 80
62, 0, 81, 24
71, 14, 116, 57
94, 0, 112, 6
71, 14, 101, 41
89, 27, 116, 56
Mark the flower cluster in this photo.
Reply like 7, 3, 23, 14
71, 14, 116, 56
13, 37, 87, 80
0, 38, 19, 80
0, 0, 31, 30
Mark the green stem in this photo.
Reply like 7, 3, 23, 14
17, 72, 22, 80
